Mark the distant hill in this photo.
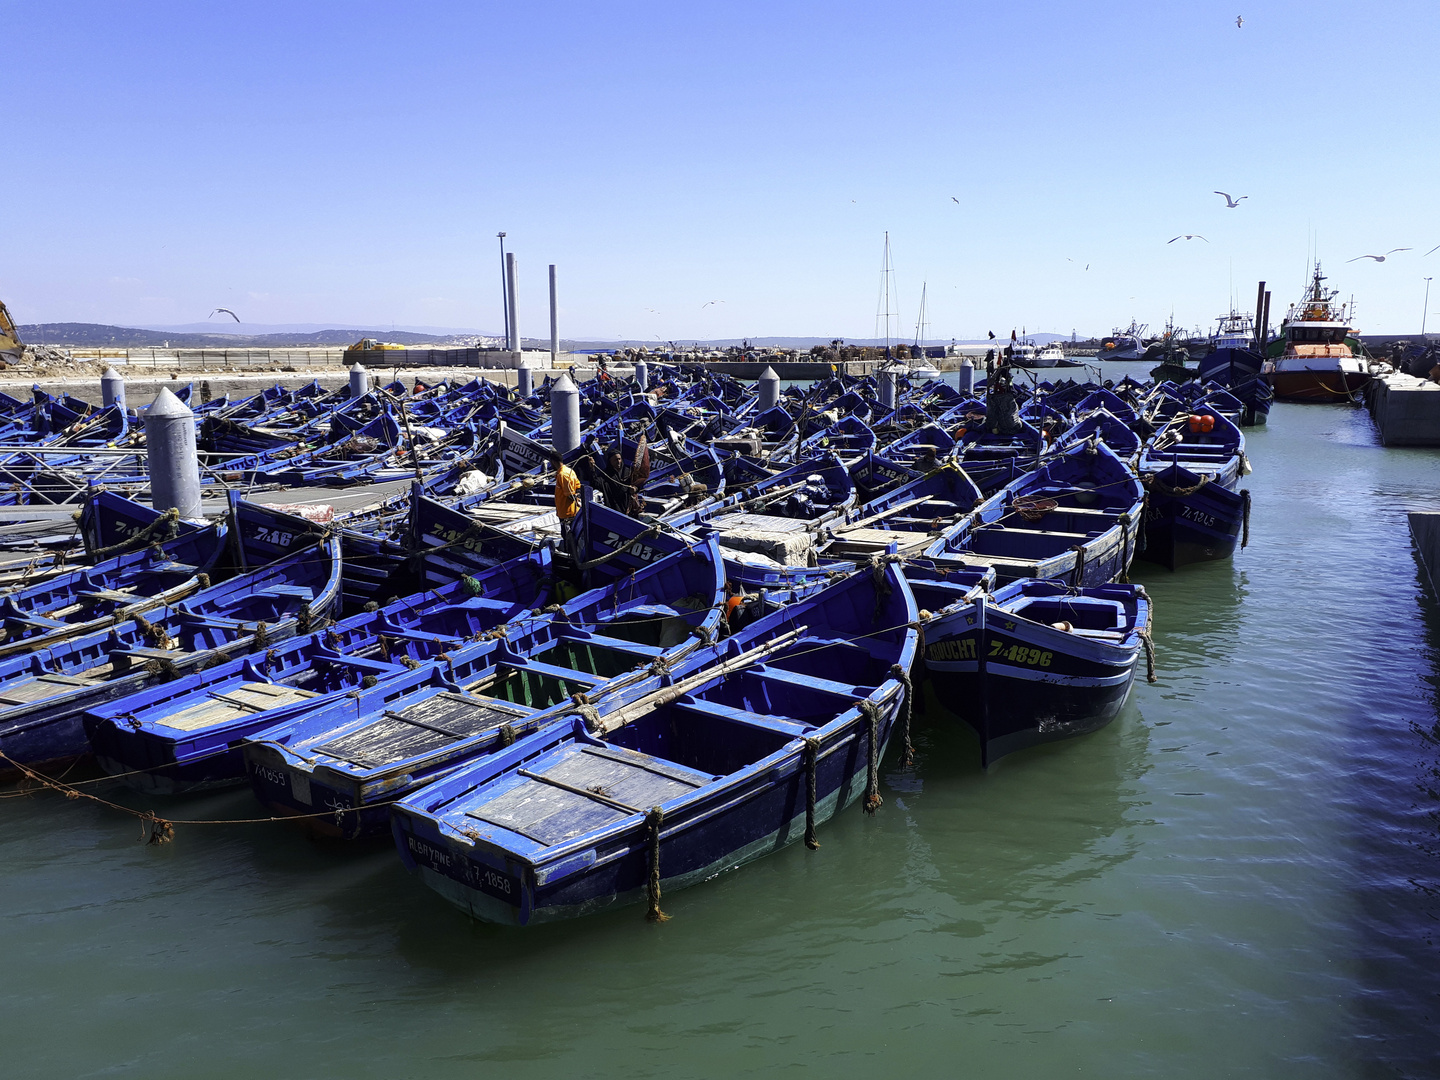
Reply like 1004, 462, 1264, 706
17, 323, 500, 348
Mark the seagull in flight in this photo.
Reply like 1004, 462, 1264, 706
1236, 15, 1243, 28
1425, 244, 1440, 256
1347, 249, 1411, 262
209, 307, 240, 322
1168, 235, 1208, 243
701, 300, 724, 308
1214, 191, 1248, 208
951, 196, 960, 204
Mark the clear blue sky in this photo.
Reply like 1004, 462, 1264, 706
5, 0, 1438, 340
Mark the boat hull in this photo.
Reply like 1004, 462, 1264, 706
1269, 368, 1370, 402
393, 702, 898, 925
1141, 478, 1246, 570
922, 605, 1138, 765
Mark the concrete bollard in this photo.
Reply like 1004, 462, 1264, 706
349, 362, 369, 399
878, 365, 897, 409
959, 355, 976, 395
146, 387, 202, 520
758, 365, 780, 412
517, 364, 533, 399
635, 360, 648, 390
550, 372, 582, 455
101, 367, 126, 412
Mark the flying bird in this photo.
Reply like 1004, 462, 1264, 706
951, 196, 960, 204
1347, 248, 1411, 263
209, 307, 240, 322
701, 300, 724, 308
1214, 191, 1248, 208
1236, 15, 1243, 28
1169, 235, 1208, 243
1425, 244, 1440, 256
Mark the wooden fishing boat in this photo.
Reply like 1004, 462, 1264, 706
0, 500, 228, 658
0, 501, 341, 776
1137, 410, 1249, 569
925, 441, 1144, 586
239, 536, 726, 839
83, 550, 554, 793
911, 576, 1150, 765
390, 559, 918, 924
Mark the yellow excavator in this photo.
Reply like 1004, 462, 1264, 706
0, 300, 22, 362
345, 337, 406, 353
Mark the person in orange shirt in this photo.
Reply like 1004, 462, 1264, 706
551, 452, 581, 521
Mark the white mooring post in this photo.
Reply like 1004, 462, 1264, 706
758, 365, 780, 412
878, 364, 897, 409
635, 360, 649, 390
958, 354, 976, 395
101, 367, 126, 412
146, 387, 202, 520
349, 362, 369, 399
550, 372, 581, 455
517, 364, 533, 398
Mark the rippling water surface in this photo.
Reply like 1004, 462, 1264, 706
3, 385, 1438, 1078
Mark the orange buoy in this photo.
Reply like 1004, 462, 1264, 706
1200, 414, 1216, 433
1187, 414, 1203, 433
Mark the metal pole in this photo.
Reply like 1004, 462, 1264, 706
1253, 281, 1267, 352
497, 232, 508, 345
1424, 278, 1433, 337
1260, 291, 1272, 352
506, 252, 520, 358
549, 263, 558, 367
146, 387, 202, 519
550, 372, 581, 454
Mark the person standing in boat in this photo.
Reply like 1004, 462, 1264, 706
552, 451, 583, 569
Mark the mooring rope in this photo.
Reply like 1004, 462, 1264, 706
861, 700, 883, 814
645, 805, 670, 922
803, 737, 821, 850
1240, 489, 1252, 550
890, 662, 915, 768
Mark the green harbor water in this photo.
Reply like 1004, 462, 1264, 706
3, 388, 1438, 1078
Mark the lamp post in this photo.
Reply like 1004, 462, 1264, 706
498, 232, 508, 342
1424, 277, 1433, 338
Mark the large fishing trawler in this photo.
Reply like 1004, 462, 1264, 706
1264, 264, 1371, 401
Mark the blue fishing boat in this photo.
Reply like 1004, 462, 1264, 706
1137, 410, 1250, 569
911, 576, 1151, 765
925, 441, 1145, 586
390, 559, 918, 924
0, 502, 341, 775
238, 536, 726, 839
82, 550, 555, 793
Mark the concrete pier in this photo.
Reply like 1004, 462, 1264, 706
1410, 511, 1440, 598
1366, 373, 1440, 446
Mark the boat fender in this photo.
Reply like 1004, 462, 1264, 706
1050, 621, 1073, 632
